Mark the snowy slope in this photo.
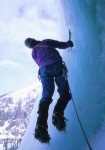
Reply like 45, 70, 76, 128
0, 82, 41, 150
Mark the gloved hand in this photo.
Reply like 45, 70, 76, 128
67, 40, 74, 47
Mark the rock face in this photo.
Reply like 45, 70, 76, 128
0, 83, 41, 150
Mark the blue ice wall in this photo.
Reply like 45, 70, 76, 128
18, 0, 105, 150
61, 0, 105, 149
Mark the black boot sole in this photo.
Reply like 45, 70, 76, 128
34, 126, 51, 143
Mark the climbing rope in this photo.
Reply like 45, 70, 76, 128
69, 29, 92, 150
71, 93, 92, 150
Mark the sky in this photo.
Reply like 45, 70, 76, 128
0, 0, 67, 95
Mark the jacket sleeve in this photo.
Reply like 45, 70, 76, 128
41, 39, 71, 49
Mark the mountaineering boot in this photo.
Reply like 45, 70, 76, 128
52, 93, 71, 131
34, 100, 51, 143
34, 125, 51, 143
52, 112, 68, 131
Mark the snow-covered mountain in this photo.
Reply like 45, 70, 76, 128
0, 82, 41, 150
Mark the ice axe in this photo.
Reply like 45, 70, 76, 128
68, 29, 72, 52
69, 29, 71, 40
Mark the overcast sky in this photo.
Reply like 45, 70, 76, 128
0, 0, 67, 95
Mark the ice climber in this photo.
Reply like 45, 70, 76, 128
24, 37, 74, 143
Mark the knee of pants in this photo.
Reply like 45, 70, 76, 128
42, 90, 54, 101
59, 92, 72, 101
42, 84, 55, 99
40, 97, 53, 105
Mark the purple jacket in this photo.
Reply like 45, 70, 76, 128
32, 39, 69, 67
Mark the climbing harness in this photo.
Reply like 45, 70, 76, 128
62, 61, 68, 80
38, 61, 68, 81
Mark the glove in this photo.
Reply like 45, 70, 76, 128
67, 40, 74, 47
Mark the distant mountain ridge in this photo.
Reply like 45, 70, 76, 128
0, 83, 41, 149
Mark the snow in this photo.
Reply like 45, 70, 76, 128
0, 82, 41, 150
5, 82, 41, 101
